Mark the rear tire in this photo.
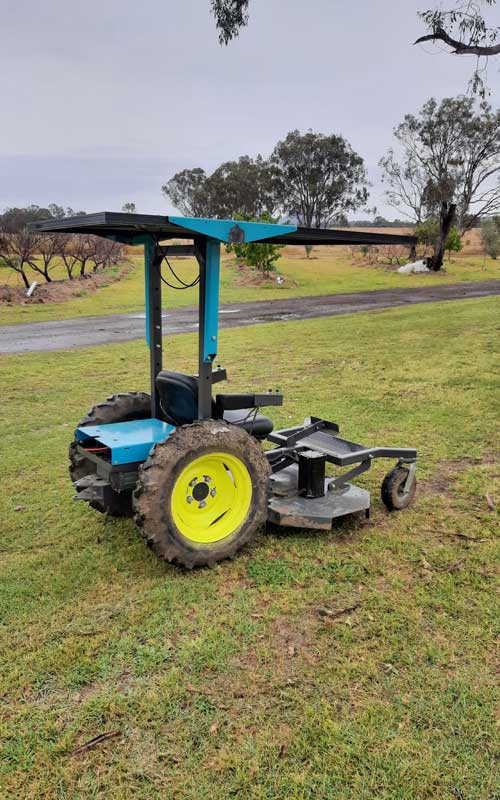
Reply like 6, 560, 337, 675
381, 466, 416, 511
69, 392, 151, 517
133, 420, 270, 568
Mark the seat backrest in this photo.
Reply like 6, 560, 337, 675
156, 370, 201, 426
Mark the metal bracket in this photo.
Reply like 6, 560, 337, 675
329, 458, 372, 491
398, 460, 417, 493
157, 244, 200, 259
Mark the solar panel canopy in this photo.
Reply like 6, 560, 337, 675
30, 212, 417, 248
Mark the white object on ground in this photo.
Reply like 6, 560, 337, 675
397, 260, 430, 274
26, 281, 38, 297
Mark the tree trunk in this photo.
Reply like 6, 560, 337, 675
20, 269, 30, 289
429, 203, 456, 271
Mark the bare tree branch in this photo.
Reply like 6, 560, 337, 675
415, 26, 500, 54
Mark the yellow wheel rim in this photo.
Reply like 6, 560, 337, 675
171, 452, 253, 544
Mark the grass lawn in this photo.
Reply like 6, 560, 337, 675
1, 298, 499, 798
1, 251, 500, 327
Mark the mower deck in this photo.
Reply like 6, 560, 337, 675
266, 417, 417, 528
268, 466, 370, 529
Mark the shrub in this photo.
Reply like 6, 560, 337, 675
481, 216, 500, 259
226, 212, 283, 273
415, 220, 462, 260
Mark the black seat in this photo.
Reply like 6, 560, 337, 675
156, 370, 273, 440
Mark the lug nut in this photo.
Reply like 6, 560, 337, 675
203, 475, 212, 483
189, 478, 198, 487
210, 488, 217, 497
198, 500, 207, 509
187, 496, 194, 504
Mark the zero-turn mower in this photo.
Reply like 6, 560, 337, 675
31, 213, 418, 568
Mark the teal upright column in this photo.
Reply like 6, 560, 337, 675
196, 238, 221, 419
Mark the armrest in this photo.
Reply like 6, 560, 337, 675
211, 367, 227, 384
194, 367, 227, 384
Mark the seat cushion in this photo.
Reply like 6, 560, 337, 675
223, 409, 273, 440
156, 370, 217, 426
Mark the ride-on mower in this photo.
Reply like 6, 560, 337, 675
32, 213, 418, 568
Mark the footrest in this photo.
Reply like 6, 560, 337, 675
268, 417, 417, 467
73, 476, 109, 502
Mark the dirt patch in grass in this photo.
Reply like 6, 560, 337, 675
0, 262, 133, 307
422, 455, 497, 496
232, 263, 298, 289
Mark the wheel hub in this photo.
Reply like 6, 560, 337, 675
192, 481, 210, 502
171, 453, 252, 544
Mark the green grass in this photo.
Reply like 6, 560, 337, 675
1, 298, 499, 798
1, 251, 500, 326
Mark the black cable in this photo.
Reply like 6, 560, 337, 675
165, 255, 200, 288
225, 407, 260, 436
155, 257, 200, 290
156, 268, 187, 290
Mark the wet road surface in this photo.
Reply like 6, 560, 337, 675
1, 280, 499, 355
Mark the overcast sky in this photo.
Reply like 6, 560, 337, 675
1, 0, 496, 218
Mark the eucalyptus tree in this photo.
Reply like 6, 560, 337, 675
270, 129, 369, 229
380, 96, 500, 270
162, 156, 276, 219
211, 0, 249, 44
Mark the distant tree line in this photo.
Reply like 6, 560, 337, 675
0, 205, 123, 288
162, 130, 369, 229
162, 129, 369, 264
349, 217, 412, 228
4, 92, 500, 288
163, 103, 500, 272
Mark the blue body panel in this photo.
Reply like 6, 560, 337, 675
203, 239, 221, 362
76, 419, 174, 466
168, 216, 297, 243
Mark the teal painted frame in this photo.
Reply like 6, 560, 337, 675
169, 216, 297, 243
203, 239, 221, 363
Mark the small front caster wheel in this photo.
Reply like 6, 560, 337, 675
381, 466, 416, 511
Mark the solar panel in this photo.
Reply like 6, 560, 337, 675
29, 212, 417, 247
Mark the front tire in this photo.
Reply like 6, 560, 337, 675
133, 420, 270, 568
381, 466, 416, 511
69, 392, 151, 517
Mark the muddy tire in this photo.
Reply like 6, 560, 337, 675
69, 392, 151, 517
381, 466, 416, 511
133, 420, 270, 568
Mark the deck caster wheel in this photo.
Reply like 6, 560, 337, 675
133, 420, 270, 568
69, 392, 151, 517
381, 466, 416, 511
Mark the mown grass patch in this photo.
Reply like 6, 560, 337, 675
0, 298, 499, 798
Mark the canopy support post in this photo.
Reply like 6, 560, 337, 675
145, 237, 163, 419
196, 237, 221, 420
